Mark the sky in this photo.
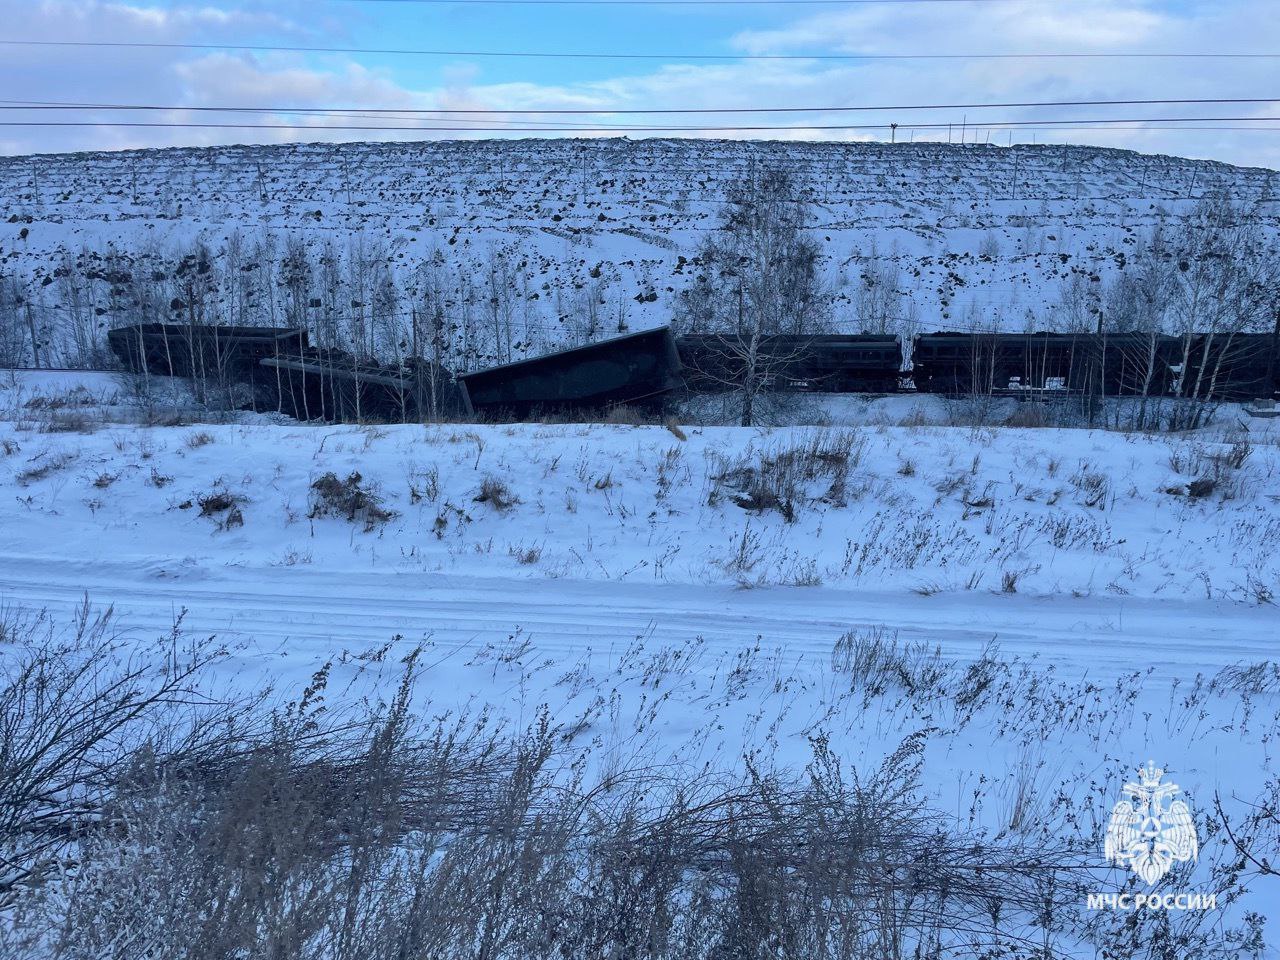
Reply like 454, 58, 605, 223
2, 0, 1279, 168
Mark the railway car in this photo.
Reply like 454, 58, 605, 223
910, 332, 1185, 396
677, 334, 903, 393
261, 350, 461, 423
102, 322, 1278, 422
107, 323, 309, 380
458, 326, 683, 418
1180, 332, 1280, 401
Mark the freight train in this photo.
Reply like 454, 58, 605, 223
108, 323, 1280, 422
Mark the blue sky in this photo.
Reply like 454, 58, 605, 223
2, 0, 1279, 167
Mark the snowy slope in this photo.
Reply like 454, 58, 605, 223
3, 139, 1279, 364
4, 415, 1279, 606
3, 387, 1280, 941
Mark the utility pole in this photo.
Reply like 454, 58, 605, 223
890, 123, 898, 143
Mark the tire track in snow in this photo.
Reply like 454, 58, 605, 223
0, 555, 1272, 682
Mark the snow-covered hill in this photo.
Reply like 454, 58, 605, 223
2, 138, 1279, 366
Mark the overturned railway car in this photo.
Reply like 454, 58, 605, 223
458, 326, 683, 418
103, 322, 1278, 423
108, 323, 460, 421
108, 324, 309, 382
262, 352, 461, 422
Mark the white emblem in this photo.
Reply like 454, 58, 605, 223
1105, 760, 1198, 885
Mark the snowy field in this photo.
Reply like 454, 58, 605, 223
2, 370, 1280, 951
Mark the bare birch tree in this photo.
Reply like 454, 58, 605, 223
676, 170, 830, 426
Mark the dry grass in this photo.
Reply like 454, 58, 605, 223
0, 611, 1099, 960
473, 475, 519, 511
197, 489, 244, 518
37, 411, 98, 434
508, 542, 543, 565
309, 471, 396, 529
15, 450, 78, 486
710, 430, 865, 522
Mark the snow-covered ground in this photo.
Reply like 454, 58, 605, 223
3, 372, 1279, 944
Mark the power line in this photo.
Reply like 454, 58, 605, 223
0, 102, 615, 129
4, 116, 1279, 133
3, 96, 1279, 116
4, 38, 1277, 62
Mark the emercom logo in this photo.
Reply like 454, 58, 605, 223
1086, 891, 1217, 912
1087, 760, 1216, 913
1105, 760, 1198, 884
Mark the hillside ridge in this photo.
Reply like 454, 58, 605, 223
2, 138, 1278, 368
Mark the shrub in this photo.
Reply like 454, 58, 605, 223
309, 472, 396, 529
1188, 476, 1216, 498
473, 475, 519, 511
1069, 465, 1109, 508
508, 542, 543, 565
38, 411, 97, 434
711, 430, 864, 522
197, 490, 239, 517
16, 451, 77, 486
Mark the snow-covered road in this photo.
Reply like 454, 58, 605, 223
2, 554, 1272, 683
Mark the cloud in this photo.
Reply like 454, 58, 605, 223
729, 1, 1171, 55
1, 0, 1278, 169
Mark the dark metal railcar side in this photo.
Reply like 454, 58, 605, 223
107, 323, 308, 380
911, 332, 1183, 396
677, 334, 903, 393
458, 326, 684, 418
1180, 333, 1280, 401
261, 351, 461, 423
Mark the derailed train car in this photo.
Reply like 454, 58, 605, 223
109, 324, 461, 421
107, 321, 1277, 422
458, 327, 684, 418
260, 351, 461, 422
108, 323, 308, 384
